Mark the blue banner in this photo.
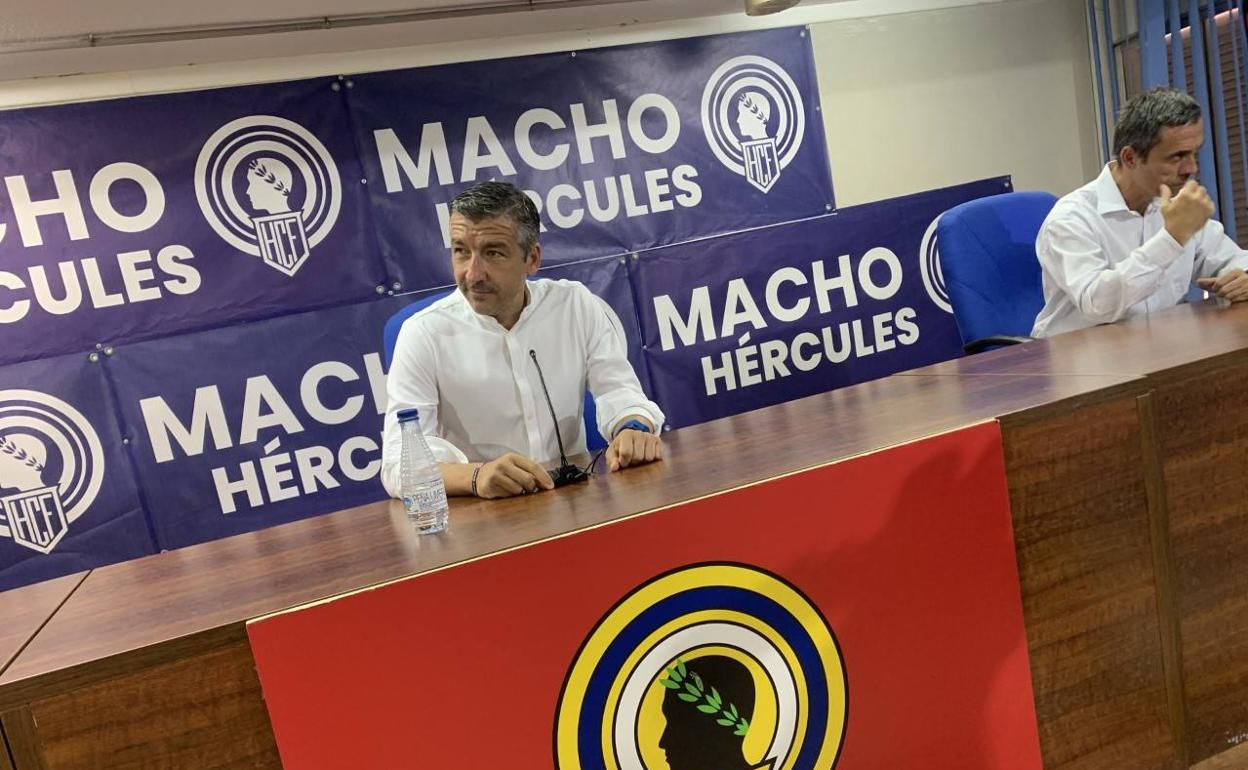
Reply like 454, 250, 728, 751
349, 27, 833, 290
108, 298, 404, 550
0, 78, 384, 366
633, 178, 1009, 427
0, 353, 154, 592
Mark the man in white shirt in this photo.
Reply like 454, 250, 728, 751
1032, 87, 1248, 338
382, 181, 665, 500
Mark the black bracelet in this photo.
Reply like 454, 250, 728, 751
470, 463, 483, 497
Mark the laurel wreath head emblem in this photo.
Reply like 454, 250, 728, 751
736, 91, 772, 141
0, 433, 48, 493
660, 658, 751, 736
658, 655, 774, 770
246, 157, 295, 215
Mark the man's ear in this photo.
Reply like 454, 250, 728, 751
1119, 146, 1139, 168
526, 243, 542, 275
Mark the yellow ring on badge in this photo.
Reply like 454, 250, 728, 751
555, 564, 847, 770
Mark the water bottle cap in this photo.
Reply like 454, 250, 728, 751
396, 408, 419, 423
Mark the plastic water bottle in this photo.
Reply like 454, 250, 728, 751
397, 408, 449, 534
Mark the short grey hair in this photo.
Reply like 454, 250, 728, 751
449, 181, 540, 256
1112, 87, 1202, 160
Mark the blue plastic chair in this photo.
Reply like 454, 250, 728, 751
936, 191, 1058, 354
382, 289, 608, 452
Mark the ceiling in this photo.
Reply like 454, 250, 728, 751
0, 0, 825, 47
0, 0, 1002, 93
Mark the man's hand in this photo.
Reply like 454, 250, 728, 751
606, 427, 663, 472
1197, 267, 1248, 302
1160, 180, 1214, 245
475, 453, 554, 499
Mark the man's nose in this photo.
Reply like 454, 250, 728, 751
464, 253, 488, 282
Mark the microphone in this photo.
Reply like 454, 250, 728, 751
529, 349, 590, 487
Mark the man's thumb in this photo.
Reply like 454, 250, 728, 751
1160, 184, 1173, 205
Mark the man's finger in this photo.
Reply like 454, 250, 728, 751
512, 455, 555, 489
490, 473, 523, 496
1160, 184, 1173, 205
1197, 277, 1218, 290
641, 436, 659, 463
499, 462, 538, 491
605, 444, 619, 472
617, 435, 636, 467
1224, 281, 1248, 302
1210, 275, 1239, 296
1214, 270, 1246, 291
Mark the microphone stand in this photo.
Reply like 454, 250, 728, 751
529, 350, 591, 487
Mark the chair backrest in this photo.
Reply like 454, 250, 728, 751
382, 289, 607, 452
383, 290, 450, 368
936, 191, 1058, 346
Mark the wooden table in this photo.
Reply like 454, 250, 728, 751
2, 300, 1247, 770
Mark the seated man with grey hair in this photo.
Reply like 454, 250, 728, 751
1032, 87, 1248, 337
381, 181, 665, 500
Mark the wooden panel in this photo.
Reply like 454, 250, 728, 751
0, 723, 14, 770
1154, 361, 1248, 763
0, 709, 44, 770
1139, 393, 1190, 767
25, 640, 278, 770
1002, 393, 1180, 770
0, 574, 85, 675
0, 371, 1138, 706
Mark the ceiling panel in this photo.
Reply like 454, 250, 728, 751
0, 0, 517, 42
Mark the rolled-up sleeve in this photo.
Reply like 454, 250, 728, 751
582, 293, 665, 441
380, 318, 468, 499
1040, 212, 1185, 325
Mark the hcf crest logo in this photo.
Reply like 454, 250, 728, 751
556, 564, 847, 770
195, 115, 343, 277
0, 390, 104, 554
702, 56, 807, 194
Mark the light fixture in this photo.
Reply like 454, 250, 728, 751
744, 0, 802, 16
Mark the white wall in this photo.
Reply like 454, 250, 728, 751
0, 0, 1097, 208
812, 0, 1101, 205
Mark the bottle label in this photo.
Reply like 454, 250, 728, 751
406, 487, 447, 513
417, 487, 447, 508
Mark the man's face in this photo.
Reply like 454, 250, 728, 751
449, 213, 540, 323
1128, 120, 1204, 193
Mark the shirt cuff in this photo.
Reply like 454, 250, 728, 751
609, 411, 663, 438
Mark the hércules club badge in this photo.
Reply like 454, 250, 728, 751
555, 563, 848, 770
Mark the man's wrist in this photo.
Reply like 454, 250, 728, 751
612, 417, 653, 438
470, 463, 484, 497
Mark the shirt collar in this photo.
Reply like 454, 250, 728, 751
455, 279, 544, 332
1094, 163, 1132, 215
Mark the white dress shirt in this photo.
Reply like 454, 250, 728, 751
1032, 163, 1248, 337
381, 279, 664, 497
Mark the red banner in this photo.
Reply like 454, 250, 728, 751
248, 422, 1041, 769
